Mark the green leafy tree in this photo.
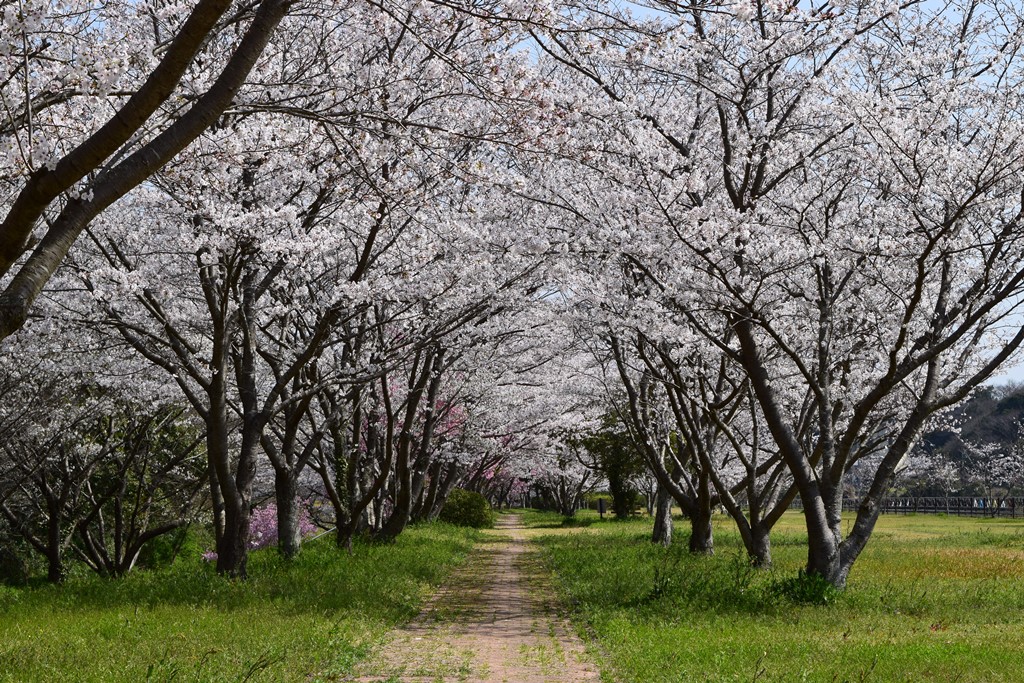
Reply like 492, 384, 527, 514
578, 417, 646, 520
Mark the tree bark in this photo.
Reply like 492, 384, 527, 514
45, 495, 65, 584
688, 505, 714, 555
217, 501, 251, 579
651, 483, 673, 547
747, 523, 772, 568
274, 468, 301, 559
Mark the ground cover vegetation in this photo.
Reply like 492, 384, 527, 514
527, 509, 1024, 682
0, 522, 478, 681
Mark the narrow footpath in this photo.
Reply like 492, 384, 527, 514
350, 514, 601, 682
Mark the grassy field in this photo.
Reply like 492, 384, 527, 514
0, 523, 479, 682
519, 509, 1024, 683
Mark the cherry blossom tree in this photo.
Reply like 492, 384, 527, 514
526, 0, 1024, 585
0, 0, 293, 340
0, 319, 199, 581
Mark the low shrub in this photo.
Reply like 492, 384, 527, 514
439, 489, 495, 528
0, 545, 29, 587
768, 569, 841, 605
136, 526, 206, 570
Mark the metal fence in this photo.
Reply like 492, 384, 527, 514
789, 496, 1024, 518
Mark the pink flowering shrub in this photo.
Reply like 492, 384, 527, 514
247, 503, 317, 550
203, 502, 318, 560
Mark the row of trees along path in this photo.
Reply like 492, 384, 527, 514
351, 514, 599, 683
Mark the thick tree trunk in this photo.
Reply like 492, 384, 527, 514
688, 506, 713, 554
274, 468, 301, 558
687, 473, 714, 554
560, 496, 577, 518
610, 476, 632, 519
414, 461, 442, 522
0, 0, 292, 342
212, 424, 258, 578
408, 462, 429, 522
800, 480, 845, 585
208, 458, 225, 547
748, 524, 772, 568
46, 549, 64, 584
651, 484, 673, 547
377, 458, 412, 541
216, 500, 250, 578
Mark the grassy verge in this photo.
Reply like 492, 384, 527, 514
529, 510, 1024, 682
0, 522, 479, 682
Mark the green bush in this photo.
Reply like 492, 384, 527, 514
769, 569, 841, 605
0, 545, 29, 587
136, 526, 204, 570
439, 489, 494, 528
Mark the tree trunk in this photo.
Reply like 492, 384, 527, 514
688, 488, 714, 555
687, 473, 714, 554
208, 458, 225, 547
46, 506, 65, 583
212, 425, 258, 578
274, 468, 301, 558
408, 462, 430, 522
651, 484, 673, 547
376, 438, 411, 544
427, 464, 460, 522
801, 489, 843, 585
748, 524, 772, 568
216, 500, 250, 578
560, 496, 576, 518
610, 477, 632, 520
414, 461, 443, 522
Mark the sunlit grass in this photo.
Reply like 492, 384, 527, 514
524, 509, 1024, 682
0, 523, 479, 682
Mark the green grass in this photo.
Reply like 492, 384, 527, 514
528, 510, 1024, 683
0, 522, 479, 682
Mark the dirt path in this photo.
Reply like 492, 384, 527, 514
349, 514, 601, 682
